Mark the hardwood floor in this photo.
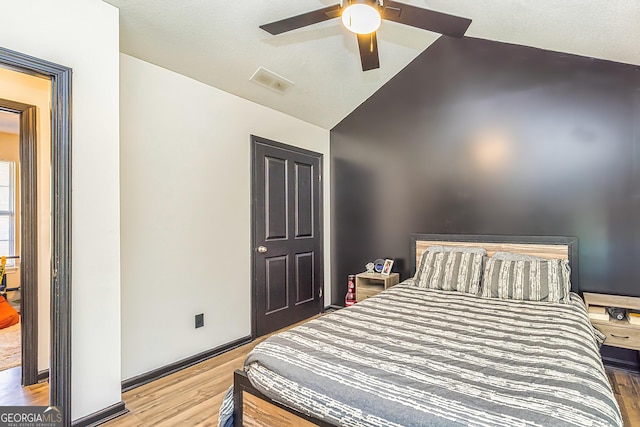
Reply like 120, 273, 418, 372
105, 318, 315, 427
104, 343, 249, 426
106, 322, 640, 427
0, 366, 48, 406
608, 367, 640, 426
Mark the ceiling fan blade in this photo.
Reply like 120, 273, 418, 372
356, 32, 380, 71
260, 4, 342, 35
382, 1, 471, 38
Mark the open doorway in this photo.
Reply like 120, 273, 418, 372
0, 110, 23, 375
0, 69, 50, 405
0, 46, 72, 423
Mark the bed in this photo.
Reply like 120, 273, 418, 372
230, 234, 622, 427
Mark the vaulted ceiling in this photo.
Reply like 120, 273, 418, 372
104, 0, 640, 129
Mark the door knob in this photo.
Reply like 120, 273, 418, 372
257, 246, 268, 253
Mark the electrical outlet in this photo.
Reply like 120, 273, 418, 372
195, 313, 204, 329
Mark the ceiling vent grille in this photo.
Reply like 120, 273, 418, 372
249, 67, 294, 95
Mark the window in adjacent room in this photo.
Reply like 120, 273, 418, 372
0, 160, 16, 266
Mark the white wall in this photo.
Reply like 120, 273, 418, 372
120, 54, 331, 379
0, 0, 121, 421
0, 69, 52, 373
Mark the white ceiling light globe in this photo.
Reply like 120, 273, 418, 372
341, 4, 381, 35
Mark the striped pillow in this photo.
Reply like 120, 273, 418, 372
414, 246, 486, 294
481, 257, 571, 303
491, 251, 546, 262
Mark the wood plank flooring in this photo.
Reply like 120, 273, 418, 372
0, 366, 48, 406
608, 367, 640, 426
105, 318, 314, 427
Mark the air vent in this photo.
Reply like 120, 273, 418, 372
249, 67, 294, 95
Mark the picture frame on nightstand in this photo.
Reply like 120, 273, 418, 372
381, 259, 394, 276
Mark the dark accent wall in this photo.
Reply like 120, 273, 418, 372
331, 36, 640, 304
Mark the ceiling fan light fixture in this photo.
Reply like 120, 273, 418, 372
341, 3, 381, 35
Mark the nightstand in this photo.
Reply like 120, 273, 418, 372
355, 272, 400, 302
583, 292, 640, 351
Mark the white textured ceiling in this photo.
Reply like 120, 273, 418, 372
0, 110, 19, 135
104, 0, 640, 130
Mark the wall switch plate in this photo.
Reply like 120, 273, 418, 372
195, 313, 204, 328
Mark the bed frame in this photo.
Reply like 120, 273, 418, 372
233, 233, 579, 426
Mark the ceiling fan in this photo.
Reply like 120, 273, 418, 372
260, 0, 472, 72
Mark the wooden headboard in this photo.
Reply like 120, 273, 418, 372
410, 234, 579, 293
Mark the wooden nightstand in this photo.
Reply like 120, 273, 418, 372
355, 272, 400, 302
583, 292, 640, 351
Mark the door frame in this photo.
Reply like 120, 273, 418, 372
250, 135, 324, 339
0, 46, 72, 422
0, 98, 39, 386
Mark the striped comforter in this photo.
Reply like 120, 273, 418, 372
244, 281, 622, 426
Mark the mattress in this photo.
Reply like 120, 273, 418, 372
244, 281, 622, 427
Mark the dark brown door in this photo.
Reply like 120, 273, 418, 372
252, 136, 323, 337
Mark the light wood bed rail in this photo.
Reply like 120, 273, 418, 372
233, 369, 331, 426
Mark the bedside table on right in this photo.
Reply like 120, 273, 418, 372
583, 292, 640, 351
